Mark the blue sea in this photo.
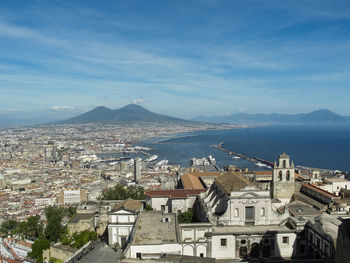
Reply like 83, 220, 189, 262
141, 125, 350, 172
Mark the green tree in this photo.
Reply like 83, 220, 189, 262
101, 183, 145, 200
178, 210, 194, 223
44, 206, 65, 242
145, 204, 153, 211
28, 238, 50, 263
26, 215, 44, 238
0, 220, 19, 236
71, 230, 98, 249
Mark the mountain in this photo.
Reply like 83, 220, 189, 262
60, 104, 195, 124
193, 109, 350, 125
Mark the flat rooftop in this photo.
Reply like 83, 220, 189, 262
211, 224, 294, 235
69, 213, 94, 224
133, 211, 178, 245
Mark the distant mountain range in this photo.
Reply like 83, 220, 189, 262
194, 109, 350, 125
1, 106, 349, 127
59, 104, 195, 125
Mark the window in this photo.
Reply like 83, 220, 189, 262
235, 208, 239, 217
309, 232, 314, 242
260, 208, 265, 217
278, 171, 283, 181
245, 206, 255, 221
324, 243, 329, 256
200, 253, 204, 257
346, 185, 348, 189
282, 236, 289, 244
300, 244, 305, 254
221, 238, 227, 247
337, 186, 340, 190
161, 205, 165, 211
316, 237, 320, 248
136, 253, 141, 259
283, 160, 286, 168
286, 170, 290, 181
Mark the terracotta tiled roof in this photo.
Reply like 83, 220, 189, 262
113, 198, 143, 212
181, 173, 205, 190
216, 172, 259, 194
145, 189, 205, 199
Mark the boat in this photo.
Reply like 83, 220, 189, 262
208, 155, 216, 165
146, 155, 158, 162
232, 156, 241, 159
255, 162, 267, 167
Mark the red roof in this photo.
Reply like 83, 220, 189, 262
145, 189, 205, 199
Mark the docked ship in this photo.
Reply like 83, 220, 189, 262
146, 155, 158, 162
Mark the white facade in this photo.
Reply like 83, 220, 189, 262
201, 180, 288, 226
180, 223, 212, 258
322, 177, 350, 196
128, 243, 182, 259
35, 197, 55, 207
146, 192, 199, 213
63, 190, 81, 204
108, 209, 138, 247
147, 196, 169, 212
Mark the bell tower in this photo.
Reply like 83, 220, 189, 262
272, 153, 295, 202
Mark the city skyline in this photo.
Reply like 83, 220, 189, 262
1, 0, 350, 119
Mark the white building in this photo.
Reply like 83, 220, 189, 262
108, 199, 143, 247
145, 189, 205, 213
321, 177, 350, 196
125, 211, 182, 259
35, 197, 55, 208
122, 154, 308, 261
57, 189, 87, 205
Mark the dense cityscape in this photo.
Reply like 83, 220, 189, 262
2, 1, 350, 263
0, 121, 349, 263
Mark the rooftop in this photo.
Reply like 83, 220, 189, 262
181, 171, 225, 190
133, 211, 178, 245
211, 224, 293, 235
112, 198, 143, 212
145, 189, 205, 199
289, 201, 322, 217
305, 183, 340, 199
215, 172, 259, 194
69, 213, 94, 224
324, 177, 350, 183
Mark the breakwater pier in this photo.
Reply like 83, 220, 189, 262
212, 142, 273, 167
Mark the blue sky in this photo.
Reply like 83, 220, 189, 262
1, 0, 350, 119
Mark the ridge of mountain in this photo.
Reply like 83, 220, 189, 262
59, 104, 195, 124
193, 109, 350, 125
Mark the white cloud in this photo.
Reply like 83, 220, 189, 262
52, 106, 74, 111
132, 98, 145, 105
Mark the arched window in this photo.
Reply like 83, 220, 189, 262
260, 207, 265, 217
283, 160, 286, 168
278, 171, 283, 181
286, 170, 290, 181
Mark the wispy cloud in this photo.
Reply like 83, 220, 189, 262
0, 1, 350, 116
52, 106, 75, 111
